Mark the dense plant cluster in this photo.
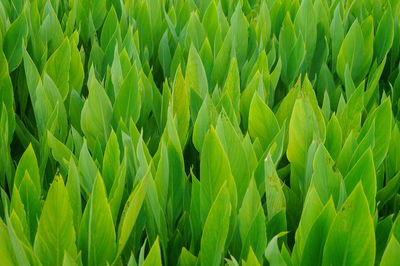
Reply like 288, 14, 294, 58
0, 0, 400, 265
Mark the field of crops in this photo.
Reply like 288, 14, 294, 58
0, 0, 400, 265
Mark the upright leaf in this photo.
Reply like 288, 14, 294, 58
323, 184, 375, 265
200, 184, 231, 266
34, 176, 77, 266
79, 174, 116, 265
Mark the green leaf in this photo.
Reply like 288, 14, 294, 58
35, 75, 68, 140
200, 128, 236, 225
294, 0, 316, 70
240, 72, 264, 129
216, 114, 250, 205
323, 183, 375, 265
14, 144, 40, 193
324, 114, 342, 160
47, 131, 76, 171
330, 5, 344, 69
265, 155, 286, 220
193, 95, 217, 152
0, 220, 17, 265
22, 48, 40, 104
3, 10, 28, 71
81, 70, 113, 150
238, 178, 267, 260
43, 38, 71, 99
186, 45, 208, 97
292, 186, 324, 265
66, 159, 82, 232
78, 174, 116, 265
200, 184, 231, 266
10, 186, 29, 238
279, 14, 305, 86
358, 98, 392, 169
158, 30, 171, 77
243, 248, 261, 266
300, 199, 336, 266
338, 84, 364, 138
231, 3, 248, 68
377, 171, 400, 206
78, 141, 98, 195
69, 38, 84, 94
62, 251, 79, 266
117, 170, 149, 255
287, 94, 325, 196
336, 19, 369, 85
0, 50, 14, 142
374, 8, 394, 63
18, 171, 41, 242
178, 247, 197, 266
143, 238, 162, 266
380, 236, 400, 266
109, 158, 127, 224
172, 66, 190, 146
113, 64, 141, 125
311, 144, 345, 207
34, 176, 77, 266
102, 130, 120, 192
221, 57, 240, 122
101, 7, 119, 50
265, 232, 287, 266
248, 93, 279, 150
344, 149, 376, 213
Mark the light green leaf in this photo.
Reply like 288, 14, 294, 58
178, 247, 197, 266
172, 66, 190, 146
200, 184, 231, 266
0, 50, 14, 142
374, 9, 394, 63
44, 38, 71, 99
265, 155, 286, 220
265, 232, 287, 266
102, 130, 120, 192
3, 10, 28, 71
300, 199, 336, 266
0, 220, 17, 265
186, 45, 208, 97
79, 174, 116, 265
294, 0, 316, 70
323, 184, 375, 265
200, 128, 236, 225
113, 63, 141, 125
216, 114, 250, 205
193, 95, 217, 152
380, 236, 400, 266
66, 159, 81, 232
117, 170, 149, 255
287, 94, 325, 196
78, 141, 98, 195
14, 144, 40, 193
292, 186, 324, 265
238, 178, 267, 260
69, 38, 84, 94
324, 114, 342, 160
81, 70, 113, 150
34, 176, 77, 266
243, 248, 261, 266
248, 93, 279, 150
142, 238, 162, 266
344, 149, 376, 213
336, 19, 370, 85
311, 144, 345, 206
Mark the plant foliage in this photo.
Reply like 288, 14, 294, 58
0, 0, 399, 265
